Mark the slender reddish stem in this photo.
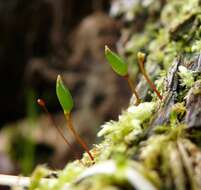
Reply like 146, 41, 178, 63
65, 113, 94, 161
124, 75, 141, 105
138, 57, 163, 100
37, 99, 81, 161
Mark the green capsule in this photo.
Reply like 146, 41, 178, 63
56, 75, 74, 114
105, 45, 128, 76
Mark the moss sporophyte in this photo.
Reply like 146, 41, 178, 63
105, 46, 163, 104
105, 45, 141, 105
37, 75, 94, 162
37, 98, 81, 161
56, 75, 94, 161
137, 52, 163, 100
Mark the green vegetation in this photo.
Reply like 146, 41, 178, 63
26, 0, 201, 189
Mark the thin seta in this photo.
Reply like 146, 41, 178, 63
137, 52, 163, 100
37, 98, 81, 162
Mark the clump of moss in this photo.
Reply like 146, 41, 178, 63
27, 0, 201, 190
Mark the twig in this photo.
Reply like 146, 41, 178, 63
0, 174, 30, 187
0, 174, 55, 187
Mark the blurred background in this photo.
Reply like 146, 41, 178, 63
0, 0, 131, 177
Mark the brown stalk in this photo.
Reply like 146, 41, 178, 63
124, 75, 141, 105
137, 52, 163, 100
64, 113, 94, 161
37, 98, 81, 161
